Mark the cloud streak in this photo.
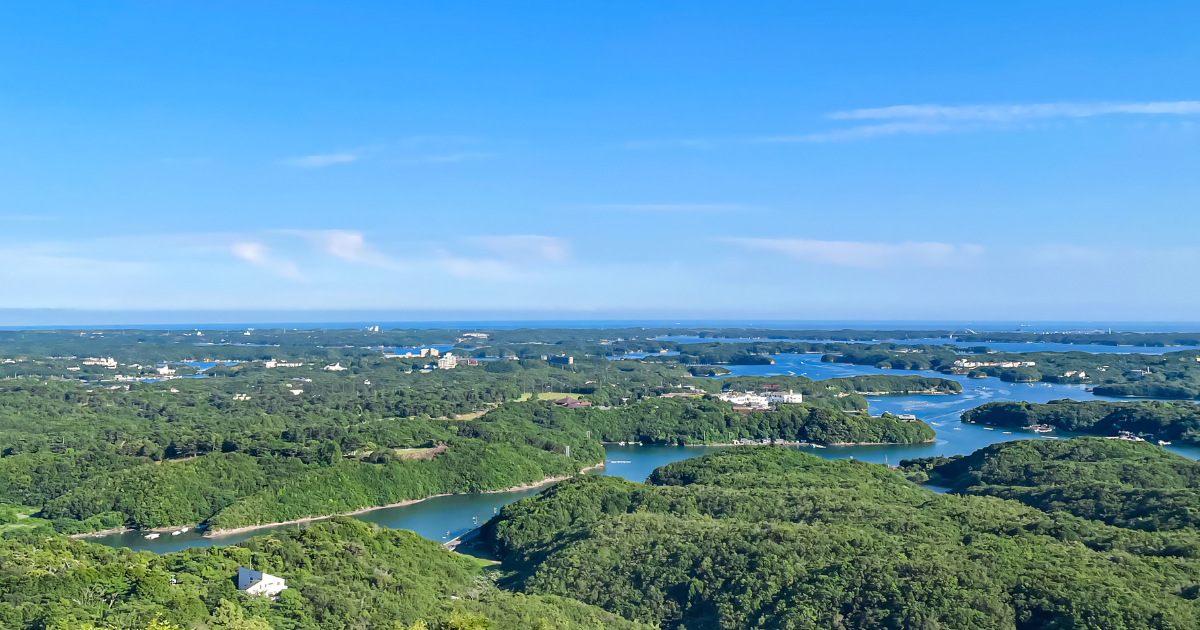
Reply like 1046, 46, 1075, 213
832, 101, 1200, 122
770, 101, 1200, 142
760, 122, 952, 143
281, 153, 359, 168
397, 152, 493, 165
229, 242, 304, 280
468, 235, 570, 263
727, 237, 983, 268
287, 230, 408, 271
581, 204, 747, 213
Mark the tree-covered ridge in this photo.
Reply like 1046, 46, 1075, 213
901, 436, 1200, 531
484, 447, 1200, 630
960, 399, 1200, 442
0, 517, 650, 630
481, 397, 934, 447
825, 344, 1200, 396
0, 368, 945, 532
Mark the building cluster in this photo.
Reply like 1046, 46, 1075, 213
717, 389, 803, 410
1128, 368, 1152, 380
82, 357, 118, 368
263, 360, 304, 368
1061, 370, 1087, 379
952, 360, 1037, 369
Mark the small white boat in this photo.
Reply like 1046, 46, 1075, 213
179, 527, 189, 533
1159, 440, 1172, 446
984, 427, 993, 431
144, 533, 160, 540
1002, 431, 1012, 434
172, 531, 181, 536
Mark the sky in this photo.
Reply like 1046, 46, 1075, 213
1, 2, 1199, 324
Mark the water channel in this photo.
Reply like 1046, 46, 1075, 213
90, 351, 1200, 554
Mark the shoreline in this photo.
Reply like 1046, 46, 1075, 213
205, 462, 606, 538
605, 439, 935, 448
71, 522, 200, 540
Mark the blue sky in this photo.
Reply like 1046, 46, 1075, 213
1, 2, 1198, 322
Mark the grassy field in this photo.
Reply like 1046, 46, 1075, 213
0, 504, 49, 534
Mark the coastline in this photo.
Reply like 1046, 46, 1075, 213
70, 522, 200, 540
205, 462, 606, 538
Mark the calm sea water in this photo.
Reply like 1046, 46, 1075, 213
656, 335, 1192, 355
89, 353, 1200, 553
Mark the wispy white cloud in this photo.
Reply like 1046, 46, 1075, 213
287, 230, 407, 271
435, 252, 518, 280
759, 122, 952, 143
229, 241, 304, 280
397, 152, 493, 165
468, 235, 570, 263
727, 237, 983, 268
832, 101, 1200, 122
769, 101, 1200, 142
281, 153, 360, 168
619, 139, 713, 150
580, 204, 747, 213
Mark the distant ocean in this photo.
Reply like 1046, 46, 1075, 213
2, 313, 1199, 333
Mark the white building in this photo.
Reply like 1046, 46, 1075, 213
717, 391, 771, 409
237, 567, 287, 597
156, 366, 176, 376
437, 353, 457, 370
323, 362, 348, 371
264, 360, 304, 368
765, 389, 803, 404
82, 357, 118, 368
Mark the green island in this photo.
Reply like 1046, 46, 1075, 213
483, 444, 1200, 629
960, 399, 1200, 443
899, 437, 1200, 532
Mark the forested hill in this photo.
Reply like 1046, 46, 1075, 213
901, 436, 1200, 531
481, 397, 935, 447
0, 517, 650, 630
483, 446, 1200, 629
0, 371, 943, 533
961, 399, 1200, 443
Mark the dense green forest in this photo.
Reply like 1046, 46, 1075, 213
900, 437, 1200, 531
0, 354, 946, 532
0, 517, 650, 630
960, 399, 1200, 442
483, 397, 935, 446
824, 343, 1200, 396
485, 445, 1200, 629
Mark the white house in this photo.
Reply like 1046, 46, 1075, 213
717, 391, 771, 409
765, 390, 803, 404
237, 567, 287, 597
323, 362, 348, 371
437, 353, 458, 370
